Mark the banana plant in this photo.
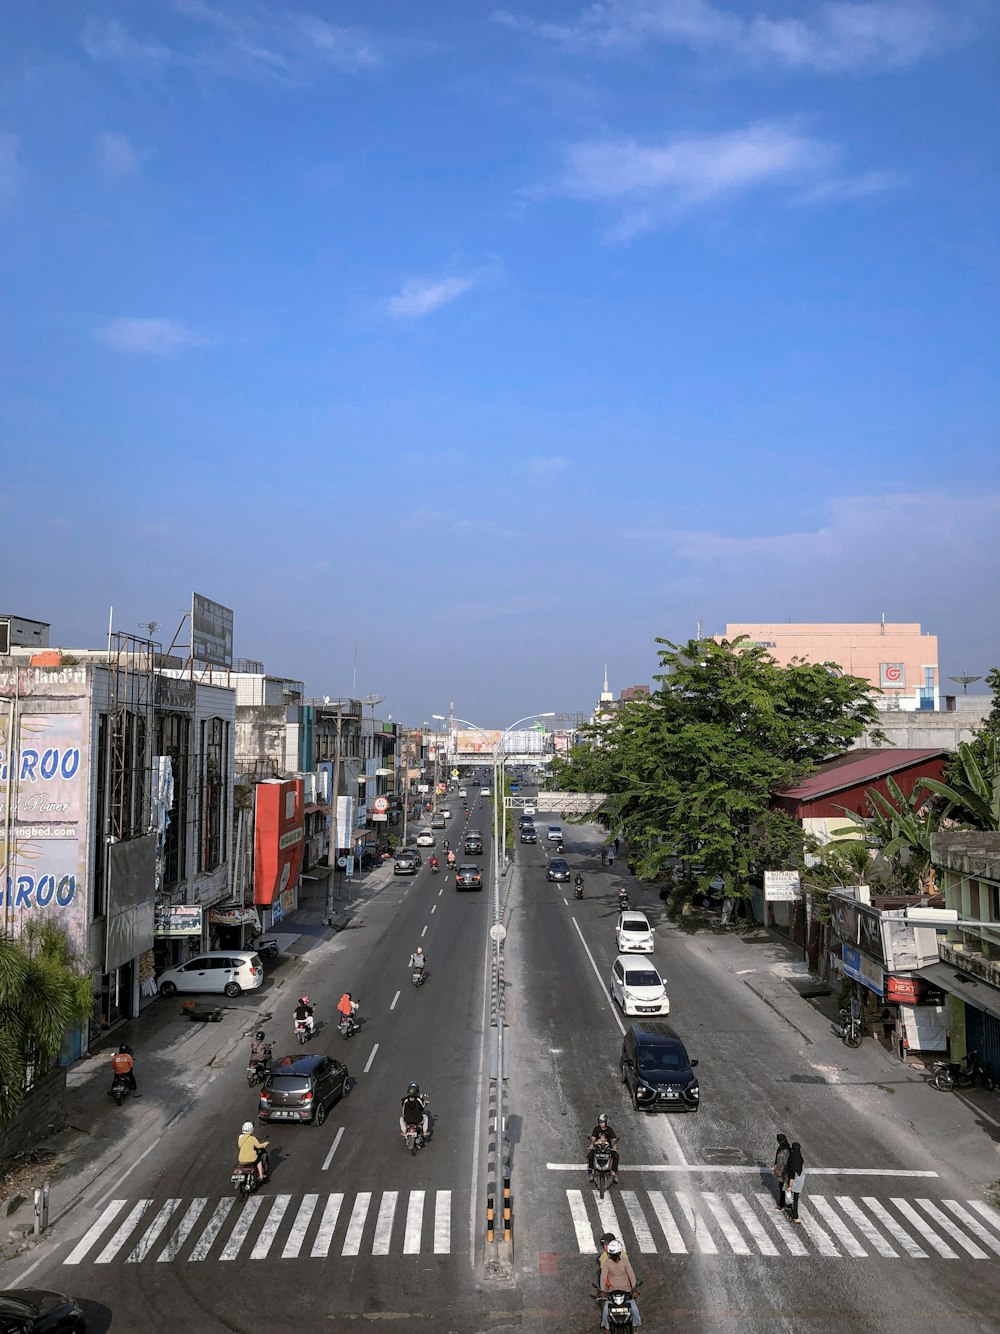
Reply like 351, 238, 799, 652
833, 774, 941, 864
914, 739, 1000, 832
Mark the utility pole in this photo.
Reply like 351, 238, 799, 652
325, 702, 344, 922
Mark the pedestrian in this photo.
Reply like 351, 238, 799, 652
772, 1133, 790, 1210
600, 846, 607, 867
784, 1142, 805, 1223
607, 846, 616, 868
614, 836, 621, 856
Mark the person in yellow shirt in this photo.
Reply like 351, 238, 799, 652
237, 1120, 270, 1182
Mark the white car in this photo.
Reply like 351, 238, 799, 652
415, 830, 435, 847
610, 954, 669, 1016
480, 788, 491, 797
157, 950, 263, 999
440, 808, 452, 819
459, 787, 468, 798
547, 825, 563, 842
616, 911, 654, 953
524, 803, 536, 815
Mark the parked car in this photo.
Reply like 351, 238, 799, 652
0, 1289, 87, 1331
464, 834, 484, 855
431, 814, 446, 829
416, 829, 435, 847
393, 849, 422, 875
157, 951, 263, 999
546, 857, 571, 883
620, 1021, 699, 1113
520, 825, 538, 844
258, 1053, 349, 1126
546, 825, 563, 842
455, 864, 483, 891
610, 954, 669, 1016
616, 911, 654, 953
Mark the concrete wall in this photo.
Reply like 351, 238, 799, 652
0, 1069, 66, 1160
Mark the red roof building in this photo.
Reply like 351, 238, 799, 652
773, 748, 949, 840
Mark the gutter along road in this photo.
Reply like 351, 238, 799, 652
5, 788, 1000, 1331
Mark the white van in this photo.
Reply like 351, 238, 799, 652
156, 951, 263, 998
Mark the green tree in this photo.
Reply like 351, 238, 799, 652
553, 636, 880, 898
949, 667, 1000, 778
918, 738, 1000, 833
833, 775, 942, 889
0, 918, 93, 1126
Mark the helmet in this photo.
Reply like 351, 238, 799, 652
598, 1113, 608, 1125
241, 1121, 254, 1134
299, 996, 311, 1005
607, 1239, 623, 1258
407, 1081, 420, 1096
119, 1044, 131, 1054
255, 1030, 265, 1041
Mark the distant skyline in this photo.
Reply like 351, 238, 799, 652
2, 2, 998, 723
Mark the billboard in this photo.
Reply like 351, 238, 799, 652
254, 779, 304, 906
154, 904, 203, 937
764, 870, 801, 902
879, 662, 905, 689
192, 593, 234, 669
454, 729, 501, 755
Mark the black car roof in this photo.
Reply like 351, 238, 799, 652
549, 857, 568, 867
267, 1054, 338, 1075
628, 1021, 686, 1046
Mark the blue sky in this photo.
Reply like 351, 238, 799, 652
2, 1, 998, 722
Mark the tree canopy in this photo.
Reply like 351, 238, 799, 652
553, 636, 880, 896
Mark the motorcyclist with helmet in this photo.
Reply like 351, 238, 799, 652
399, 1081, 430, 1139
587, 1113, 619, 1184
110, 1043, 137, 1096
408, 946, 427, 975
599, 1238, 640, 1328
237, 1120, 270, 1182
249, 1030, 272, 1067
294, 996, 315, 1035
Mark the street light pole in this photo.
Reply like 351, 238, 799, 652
325, 701, 344, 923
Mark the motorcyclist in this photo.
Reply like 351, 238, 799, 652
443, 838, 450, 852
110, 1043, 137, 1095
446, 849, 456, 869
399, 1081, 430, 1139
574, 873, 584, 892
588, 1114, 619, 1184
337, 991, 358, 1032
408, 946, 427, 974
249, 1030, 272, 1069
617, 887, 630, 909
429, 854, 440, 872
293, 996, 315, 1035
599, 1239, 639, 1329
237, 1120, 270, 1183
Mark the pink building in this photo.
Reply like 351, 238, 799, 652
719, 622, 939, 711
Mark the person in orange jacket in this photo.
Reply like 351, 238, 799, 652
110, 1044, 137, 1095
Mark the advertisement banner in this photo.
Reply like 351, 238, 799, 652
830, 896, 859, 946
192, 593, 234, 669
454, 729, 501, 755
254, 780, 304, 906
155, 904, 203, 937
842, 944, 884, 995
764, 870, 801, 902
0, 712, 84, 828
879, 662, 905, 689
334, 795, 355, 849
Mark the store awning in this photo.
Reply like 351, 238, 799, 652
915, 962, 1000, 1022
304, 802, 331, 815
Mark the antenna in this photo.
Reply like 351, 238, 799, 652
948, 673, 983, 695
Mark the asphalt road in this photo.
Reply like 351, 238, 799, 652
6, 786, 1000, 1333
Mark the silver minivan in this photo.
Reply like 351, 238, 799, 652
157, 951, 264, 998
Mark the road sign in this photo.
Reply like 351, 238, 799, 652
337, 856, 347, 868
372, 812, 388, 822
346, 855, 355, 876
373, 796, 389, 814
489, 923, 507, 943
451, 768, 459, 778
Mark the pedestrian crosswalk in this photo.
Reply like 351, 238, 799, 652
565, 1187, 1000, 1261
62, 1188, 458, 1266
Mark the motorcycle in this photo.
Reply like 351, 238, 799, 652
295, 1017, 315, 1045
246, 1058, 270, 1087
404, 1122, 425, 1155
574, 878, 584, 900
231, 1153, 269, 1200
836, 1008, 862, 1049
110, 1073, 132, 1107
412, 968, 427, 988
254, 937, 279, 962
338, 1002, 360, 1040
592, 1145, 614, 1200
430, 860, 440, 874
595, 1285, 642, 1330
617, 892, 630, 913
932, 1053, 996, 1092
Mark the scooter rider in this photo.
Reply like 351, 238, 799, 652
409, 946, 427, 974
588, 1114, 620, 1184
446, 849, 456, 869
337, 991, 358, 1032
599, 1239, 640, 1329
237, 1120, 270, 1182
399, 1081, 430, 1139
294, 996, 315, 1035
110, 1044, 138, 1095
429, 854, 440, 872
574, 872, 584, 892
249, 1030, 272, 1068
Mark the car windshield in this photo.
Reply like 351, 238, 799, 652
621, 921, 649, 933
637, 1049, 687, 1074
625, 969, 661, 988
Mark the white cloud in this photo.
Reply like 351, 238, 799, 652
794, 169, 903, 205
96, 131, 139, 180
81, 17, 172, 66
0, 132, 21, 206
496, 0, 975, 73
387, 275, 475, 320
94, 318, 212, 356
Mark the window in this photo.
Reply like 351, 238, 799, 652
199, 717, 228, 872
156, 713, 190, 889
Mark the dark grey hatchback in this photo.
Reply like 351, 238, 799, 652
620, 1021, 699, 1112
258, 1054, 349, 1126
546, 857, 570, 882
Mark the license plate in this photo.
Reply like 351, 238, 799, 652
272, 1110, 297, 1120
661, 1092, 679, 1099
638, 1005, 659, 1013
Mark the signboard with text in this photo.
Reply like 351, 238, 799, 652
192, 593, 234, 669
764, 870, 801, 902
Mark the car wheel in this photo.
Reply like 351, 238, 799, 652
340, 1077, 351, 1100
159, 981, 178, 997
224, 981, 241, 998
315, 1100, 327, 1126
632, 1085, 640, 1111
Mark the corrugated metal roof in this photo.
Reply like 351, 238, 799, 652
777, 748, 948, 801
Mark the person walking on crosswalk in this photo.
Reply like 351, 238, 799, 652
773, 1133, 790, 1211
784, 1142, 805, 1223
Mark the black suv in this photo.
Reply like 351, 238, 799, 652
464, 833, 484, 855
258, 1054, 350, 1125
620, 1021, 699, 1113
393, 848, 422, 875
520, 824, 538, 844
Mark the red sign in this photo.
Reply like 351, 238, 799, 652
373, 796, 389, 814
885, 975, 921, 1004
254, 779, 304, 906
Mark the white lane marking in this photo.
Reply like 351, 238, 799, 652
796, 1206, 841, 1257
311, 1193, 343, 1258
891, 1198, 958, 1258
13, 1258, 43, 1285
95, 1200, 151, 1263
282, 1194, 318, 1259
571, 918, 625, 1038
373, 1191, 398, 1255
158, 1198, 207, 1262
969, 1200, 1000, 1233
94, 1139, 161, 1213
431, 904, 436, 914
421, 925, 428, 938
64, 1199, 127, 1265
944, 1200, 1000, 1254
364, 1043, 379, 1074
753, 1193, 807, 1255
219, 1196, 263, 1260
126, 1199, 181, 1263
404, 1190, 424, 1254
390, 990, 401, 1011
188, 1199, 235, 1261
914, 1199, 987, 1258
861, 1197, 927, 1258
728, 1193, 779, 1255
342, 1191, 372, 1255
674, 1190, 717, 1254
647, 1190, 687, 1253
620, 1191, 657, 1253
322, 1126, 345, 1171
251, 1195, 291, 1259
434, 1189, 451, 1254
808, 1196, 867, 1257
833, 1196, 898, 1257
702, 1192, 751, 1255
543, 1163, 939, 1175
438, 887, 443, 897
562, 897, 568, 906
596, 1194, 622, 1241
567, 1189, 594, 1253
